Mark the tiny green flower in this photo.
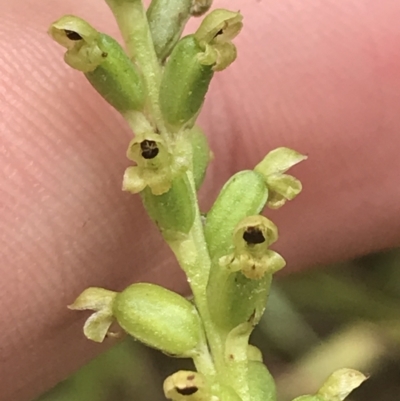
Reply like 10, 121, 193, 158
194, 9, 243, 71
254, 147, 307, 209
49, 15, 103, 72
123, 132, 174, 195
159, 9, 243, 131
163, 371, 210, 401
204, 170, 269, 260
49, 15, 145, 113
69, 283, 203, 357
122, 132, 196, 236
219, 215, 286, 279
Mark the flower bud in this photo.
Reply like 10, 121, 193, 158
163, 371, 210, 401
147, 0, 192, 61
113, 283, 202, 357
219, 215, 286, 279
204, 170, 268, 260
159, 35, 214, 131
189, 126, 212, 190
254, 147, 307, 209
49, 15, 145, 113
248, 361, 277, 401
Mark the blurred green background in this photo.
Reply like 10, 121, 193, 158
36, 248, 400, 401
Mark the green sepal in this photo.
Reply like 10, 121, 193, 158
49, 15, 145, 113
189, 126, 212, 190
159, 35, 214, 131
113, 283, 202, 357
140, 174, 196, 239
147, 0, 192, 61
204, 170, 268, 260
248, 361, 277, 401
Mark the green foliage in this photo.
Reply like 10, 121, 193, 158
49, 16, 145, 113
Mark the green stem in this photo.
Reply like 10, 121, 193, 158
168, 171, 226, 374
122, 110, 153, 134
224, 323, 252, 401
192, 340, 216, 378
169, 173, 261, 401
105, 0, 165, 132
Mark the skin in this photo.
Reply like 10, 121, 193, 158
1, 0, 400, 400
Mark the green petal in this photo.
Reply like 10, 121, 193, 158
68, 287, 116, 311
194, 9, 243, 45
264, 250, 286, 274
122, 166, 147, 194
317, 369, 367, 401
266, 174, 303, 200
83, 310, 114, 343
255, 147, 307, 176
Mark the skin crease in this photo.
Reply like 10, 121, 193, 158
1, 0, 400, 400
